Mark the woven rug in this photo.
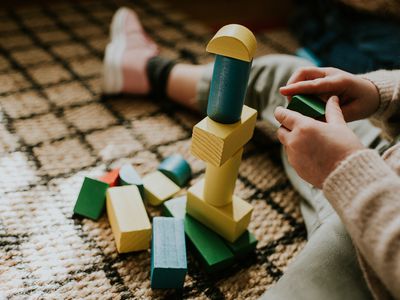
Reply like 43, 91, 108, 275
0, 0, 307, 299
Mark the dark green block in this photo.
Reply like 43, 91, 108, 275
287, 94, 326, 119
73, 177, 109, 220
163, 197, 235, 272
207, 54, 252, 124
226, 230, 257, 258
158, 155, 192, 187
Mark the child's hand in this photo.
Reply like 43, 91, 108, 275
279, 67, 380, 122
275, 96, 364, 188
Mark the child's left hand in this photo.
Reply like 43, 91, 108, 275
274, 96, 365, 188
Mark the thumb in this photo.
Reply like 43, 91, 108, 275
325, 96, 345, 124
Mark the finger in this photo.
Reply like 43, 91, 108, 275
276, 126, 291, 145
325, 96, 346, 124
286, 67, 327, 86
274, 106, 306, 131
280, 67, 327, 101
280, 77, 339, 96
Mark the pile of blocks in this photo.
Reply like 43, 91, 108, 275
72, 24, 261, 289
163, 24, 260, 272
73, 154, 191, 288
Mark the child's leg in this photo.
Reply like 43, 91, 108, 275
166, 64, 205, 110
260, 210, 373, 300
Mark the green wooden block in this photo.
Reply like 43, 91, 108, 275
226, 230, 257, 258
163, 197, 235, 272
287, 94, 325, 119
73, 177, 109, 220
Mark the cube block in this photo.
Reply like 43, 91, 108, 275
106, 185, 151, 253
143, 171, 180, 206
151, 217, 187, 289
119, 164, 144, 196
73, 177, 109, 220
187, 179, 253, 243
287, 94, 325, 119
204, 148, 243, 207
99, 168, 120, 187
163, 197, 234, 272
191, 105, 257, 167
158, 154, 192, 187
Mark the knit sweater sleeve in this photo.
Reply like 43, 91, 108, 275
361, 70, 400, 139
323, 149, 400, 299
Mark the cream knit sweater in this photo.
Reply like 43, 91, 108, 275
323, 70, 400, 299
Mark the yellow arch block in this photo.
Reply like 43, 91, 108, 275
206, 24, 257, 62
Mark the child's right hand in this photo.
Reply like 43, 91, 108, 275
279, 67, 380, 122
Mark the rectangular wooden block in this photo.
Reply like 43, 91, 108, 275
143, 171, 180, 206
163, 197, 235, 272
287, 94, 325, 119
187, 179, 253, 243
204, 148, 243, 207
99, 168, 120, 187
106, 185, 152, 253
191, 105, 257, 167
73, 177, 109, 220
151, 217, 187, 289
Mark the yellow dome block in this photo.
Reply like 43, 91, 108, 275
206, 24, 257, 62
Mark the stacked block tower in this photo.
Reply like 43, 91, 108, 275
186, 24, 258, 243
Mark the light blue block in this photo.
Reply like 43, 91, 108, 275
151, 217, 187, 289
118, 164, 144, 198
296, 47, 322, 67
207, 54, 252, 124
158, 155, 192, 187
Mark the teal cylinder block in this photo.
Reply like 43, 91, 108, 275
158, 155, 192, 187
207, 55, 252, 124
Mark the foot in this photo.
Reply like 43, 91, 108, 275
103, 7, 159, 94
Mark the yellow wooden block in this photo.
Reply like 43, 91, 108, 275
186, 178, 253, 243
204, 148, 243, 207
143, 171, 181, 206
191, 105, 257, 167
106, 185, 152, 253
206, 24, 257, 62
